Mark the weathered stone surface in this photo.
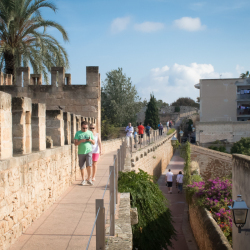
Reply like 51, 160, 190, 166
130, 208, 138, 225
46, 136, 53, 148
189, 204, 232, 250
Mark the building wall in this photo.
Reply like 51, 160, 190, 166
196, 122, 250, 143
190, 145, 233, 180
232, 154, 250, 250
199, 79, 239, 122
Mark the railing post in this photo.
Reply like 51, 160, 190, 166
119, 146, 122, 172
115, 153, 118, 204
135, 135, 138, 150
130, 136, 133, 155
110, 165, 115, 236
96, 199, 105, 250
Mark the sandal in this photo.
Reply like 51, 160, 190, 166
92, 178, 96, 181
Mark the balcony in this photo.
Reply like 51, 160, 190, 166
237, 94, 250, 101
237, 109, 250, 116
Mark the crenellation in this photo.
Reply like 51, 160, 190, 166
63, 112, 71, 145
46, 110, 64, 146
30, 74, 42, 85
71, 113, 76, 143
16, 67, 30, 87
65, 74, 71, 85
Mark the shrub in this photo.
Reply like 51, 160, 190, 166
118, 170, 176, 250
167, 128, 176, 135
231, 137, 250, 155
186, 178, 232, 245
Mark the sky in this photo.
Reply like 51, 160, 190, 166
41, 0, 250, 104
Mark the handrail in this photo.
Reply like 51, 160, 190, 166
85, 207, 100, 250
102, 168, 113, 199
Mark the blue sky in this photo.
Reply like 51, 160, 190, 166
42, 0, 250, 104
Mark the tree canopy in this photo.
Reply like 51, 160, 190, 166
230, 137, 250, 156
240, 71, 249, 79
171, 97, 199, 108
0, 0, 69, 83
144, 94, 160, 129
101, 68, 141, 127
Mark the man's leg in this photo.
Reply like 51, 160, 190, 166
86, 166, 91, 180
81, 168, 85, 180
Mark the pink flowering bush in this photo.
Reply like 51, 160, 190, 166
186, 177, 232, 245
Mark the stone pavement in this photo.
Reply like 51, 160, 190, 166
10, 151, 116, 250
158, 150, 198, 250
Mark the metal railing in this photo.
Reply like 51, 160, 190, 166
86, 127, 170, 250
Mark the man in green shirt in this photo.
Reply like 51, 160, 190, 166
74, 121, 95, 185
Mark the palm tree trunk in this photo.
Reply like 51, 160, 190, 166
4, 52, 15, 75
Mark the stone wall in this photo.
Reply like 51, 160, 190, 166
190, 145, 233, 180
196, 121, 250, 144
0, 66, 101, 133
102, 138, 123, 155
232, 154, 250, 250
0, 144, 76, 250
189, 204, 232, 250
131, 133, 175, 180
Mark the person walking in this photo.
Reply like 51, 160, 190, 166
159, 123, 163, 136
125, 122, 134, 147
137, 122, 145, 144
89, 124, 101, 182
145, 123, 151, 137
169, 120, 172, 128
74, 121, 95, 185
176, 171, 184, 194
166, 120, 169, 131
165, 169, 174, 194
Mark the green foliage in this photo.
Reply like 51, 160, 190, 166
230, 137, 250, 156
167, 128, 176, 135
101, 68, 142, 126
144, 94, 160, 130
174, 106, 180, 112
208, 146, 227, 153
0, 0, 69, 82
101, 117, 120, 140
240, 71, 250, 79
171, 97, 199, 108
156, 99, 169, 109
118, 170, 176, 250
181, 142, 192, 185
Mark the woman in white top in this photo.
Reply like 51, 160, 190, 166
176, 171, 184, 194
89, 124, 102, 182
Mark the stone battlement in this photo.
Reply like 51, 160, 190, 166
0, 66, 101, 134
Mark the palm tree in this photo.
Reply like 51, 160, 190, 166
0, 0, 69, 83
240, 71, 249, 79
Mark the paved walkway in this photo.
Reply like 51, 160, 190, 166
158, 150, 198, 250
10, 151, 116, 250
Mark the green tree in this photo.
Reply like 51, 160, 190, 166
0, 0, 69, 83
156, 99, 168, 109
101, 68, 141, 126
118, 170, 176, 250
230, 137, 250, 156
240, 71, 249, 79
171, 97, 199, 108
144, 94, 160, 129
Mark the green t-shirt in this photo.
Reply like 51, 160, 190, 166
74, 130, 94, 154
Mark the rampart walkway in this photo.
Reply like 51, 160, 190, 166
10, 151, 116, 250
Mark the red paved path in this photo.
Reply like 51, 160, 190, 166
158, 150, 198, 250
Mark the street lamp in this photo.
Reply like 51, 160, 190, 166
229, 195, 250, 233
179, 130, 183, 143
171, 136, 178, 146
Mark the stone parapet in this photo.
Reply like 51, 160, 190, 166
102, 138, 123, 155
0, 91, 12, 159
189, 204, 232, 250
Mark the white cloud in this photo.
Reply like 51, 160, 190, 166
236, 64, 245, 75
173, 17, 206, 31
134, 22, 164, 33
111, 16, 131, 33
136, 63, 234, 104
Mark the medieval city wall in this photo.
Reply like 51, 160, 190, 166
0, 66, 101, 134
190, 145, 233, 180
130, 133, 175, 180
0, 89, 101, 249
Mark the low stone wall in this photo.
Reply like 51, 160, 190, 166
102, 138, 123, 155
106, 193, 133, 250
131, 133, 175, 180
190, 145, 233, 180
189, 204, 232, 250
0, 144, 77, 250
